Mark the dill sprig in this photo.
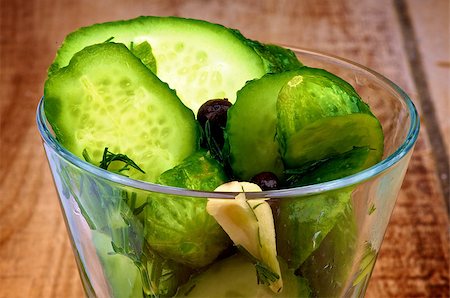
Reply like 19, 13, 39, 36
235, 246, 280, 288
99, 147, 146, 175
203, 120, 224, 162
103, 36, 114, 43
122, 191, 149, 216
255, 262, 280, 286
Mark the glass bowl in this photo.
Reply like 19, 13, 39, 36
37, 47, 419, 297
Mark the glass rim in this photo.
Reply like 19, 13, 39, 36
36, 47, 420, 199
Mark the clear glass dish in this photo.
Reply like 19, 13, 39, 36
37, 47, 419, 297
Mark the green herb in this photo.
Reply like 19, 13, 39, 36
184, 284, 196, 296
82, 148, 149, 219
107, 195, 167, 297
202, 120, 225, 163
76, 151, 176, 297
201, 119, 235, 179
103, 36, 115, 43
255, 262, 280, 287
99, 147, 146, 175
368, 203, 376, 215
284, 159, 330, 176
122, 191, 149, 216
252, 202, 264, 210
82, 148, 94, 164
353, 242, 377, 286
234, 247, 281, 290
59, 164, 97, 229
130, 41, 157, 73
133, 202, 149, 216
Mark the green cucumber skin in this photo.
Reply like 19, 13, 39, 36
282, 113, 384, 169
44, 42, 199, 182
158, 149, 229, 191
229, 28, 303, 73
92, 231, 143, 298
276, 189, 353, 269
276, 67, 383, 169
51, 16, 261, 71
285, 146, 373, 187
261, 43, 304, 72
144, 150, 230, 268
227, 66, 382, 182
226, 71, 304, 181
276, 67, 371, 140
299, 202, 358, 298
48, 16, 268, 114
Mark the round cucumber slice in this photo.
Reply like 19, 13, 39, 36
49, 16, 268, 114
276, 67, 383, 169
44, 42, 199, 182
226, 71, 304, 180
175, 254, 311, 297
91, 231, 143, 298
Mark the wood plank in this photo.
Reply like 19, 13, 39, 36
407, 0, 450, 150
405, 0, 450, 202
0, 0, 448, 297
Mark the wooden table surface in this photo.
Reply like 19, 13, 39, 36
1, 0, 449, 297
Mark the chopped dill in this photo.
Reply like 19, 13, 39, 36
255, 262, 280, 286
99, 147, 145, 175
104, 36, 115, 43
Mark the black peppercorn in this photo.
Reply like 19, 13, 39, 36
197, 99, 232, 148
250, 172, 280, 190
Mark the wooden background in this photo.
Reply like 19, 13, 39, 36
1, 0, 449, 297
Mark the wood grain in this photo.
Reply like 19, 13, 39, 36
406, 0, 450, 202
407, 0, 450, 151
1, 0, 448, 297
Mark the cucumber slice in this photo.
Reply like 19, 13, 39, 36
282, 113, 383, 169
92, 230, 192, 298
229, 29, 303, 73
49, 16, 267, 114
285, 146, 373, 187
226, 71, 303, 180
144, 150, 230, 268
175, 254, 311, 297
44, 42, 199, 182
276, 189, 352, 268
299, 203, 357, 298
157, 149, 228, 190
276, 67, 383, 169
92, 231, 143, 298
260, 43, 304, 72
